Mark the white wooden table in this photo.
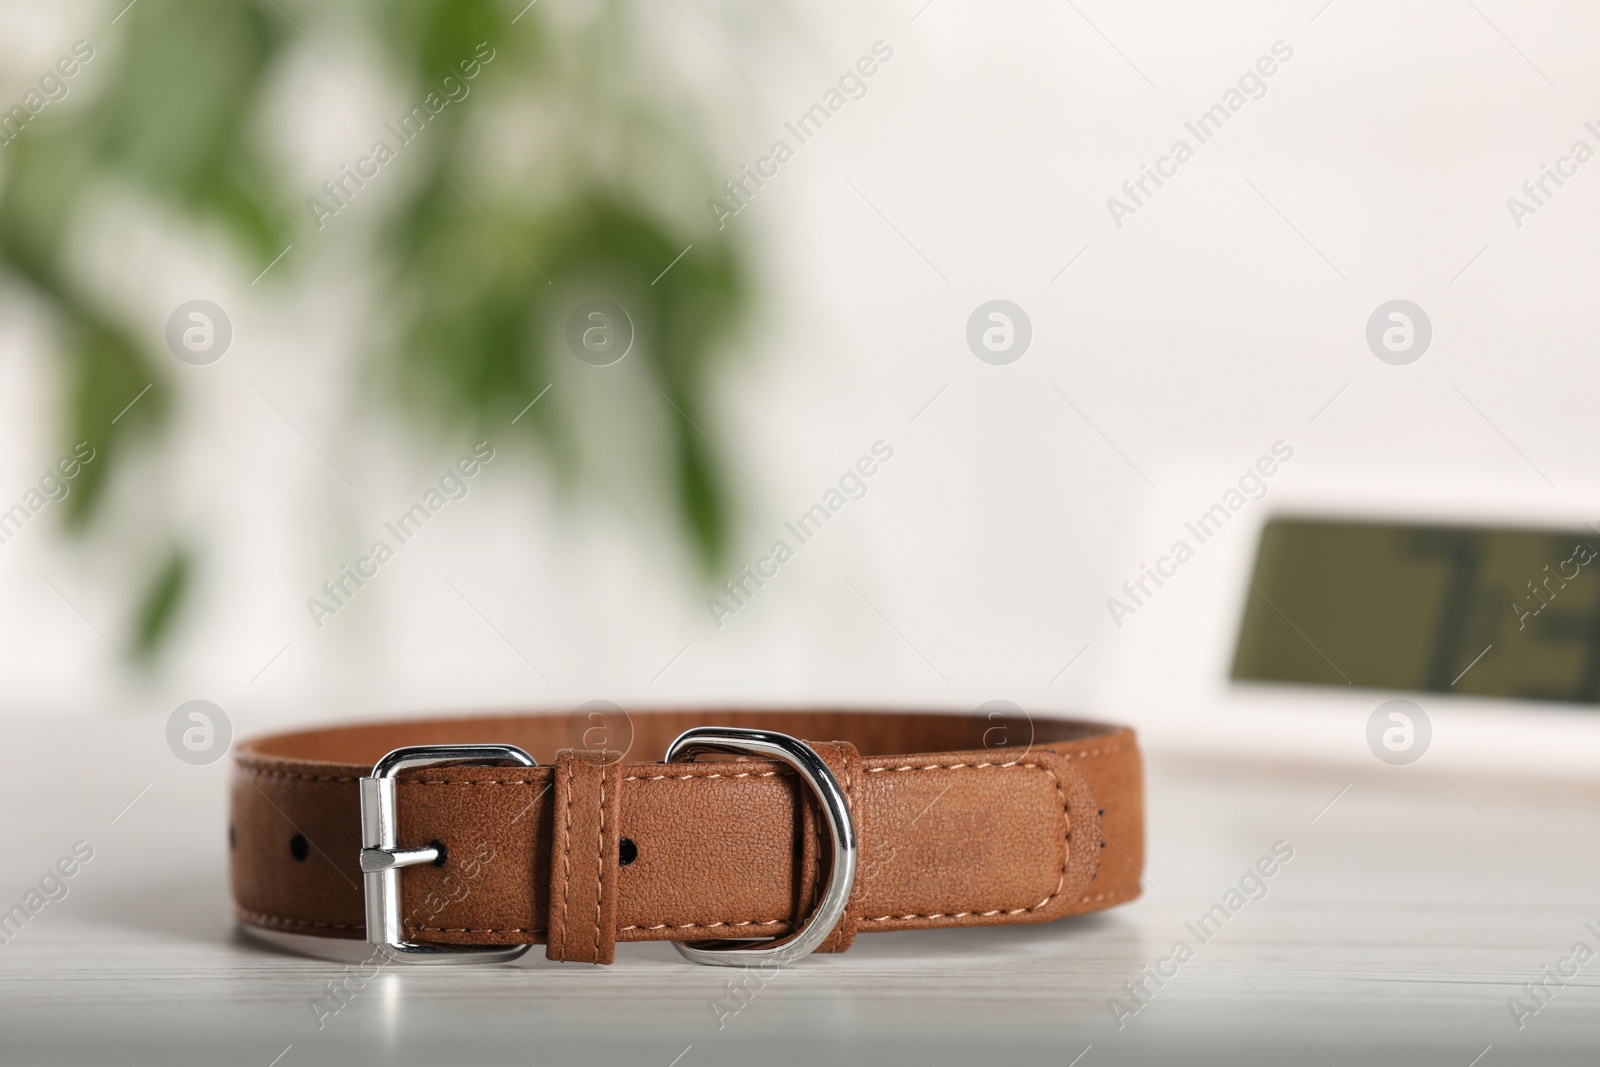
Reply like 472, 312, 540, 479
2, 713, 1596, 1065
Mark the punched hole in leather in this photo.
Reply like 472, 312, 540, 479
546, 749, 626, 964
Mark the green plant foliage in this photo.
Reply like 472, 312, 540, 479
0, 0, 748, 661
130, 547, 193, 660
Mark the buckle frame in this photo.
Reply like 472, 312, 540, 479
359, 743, 536, 965
665, 727, 858, 967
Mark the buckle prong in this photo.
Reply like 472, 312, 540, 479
358, 845, 439, 873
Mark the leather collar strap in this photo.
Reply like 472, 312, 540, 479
230, 710, 1143, 964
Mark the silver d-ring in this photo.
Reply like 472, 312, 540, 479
664, 727, 858, 967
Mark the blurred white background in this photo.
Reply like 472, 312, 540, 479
3, 0, 1598, 745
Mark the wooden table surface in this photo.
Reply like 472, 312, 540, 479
2, 713, 1597, 1065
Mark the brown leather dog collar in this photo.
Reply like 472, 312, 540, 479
230, 710, 1143, 965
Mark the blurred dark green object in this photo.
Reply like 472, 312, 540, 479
0, 0, 747, 660
1232, 518, 1600, 703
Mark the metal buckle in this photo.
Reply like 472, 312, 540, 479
665, 727, 858, 967
359, 744, 537, 965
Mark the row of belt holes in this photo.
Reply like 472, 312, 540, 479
227, 826, 640, 868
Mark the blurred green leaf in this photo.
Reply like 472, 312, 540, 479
130, 547, 192, 660
63, 311, 167, 528
89, 0, 290, 258
0, 0, 750, 659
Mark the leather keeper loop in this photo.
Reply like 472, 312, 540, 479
546, 749, 625, 964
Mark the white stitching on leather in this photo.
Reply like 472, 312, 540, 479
593, 761, 607, 959
554, 757, 575, 958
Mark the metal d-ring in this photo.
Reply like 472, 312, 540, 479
664, 727, 858, 967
